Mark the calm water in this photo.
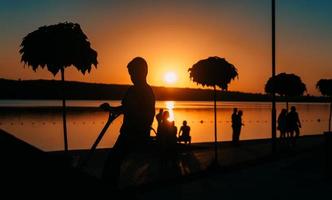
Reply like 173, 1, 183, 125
0, 100, 329, 151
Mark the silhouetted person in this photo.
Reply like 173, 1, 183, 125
157, 111, 171, 149
231, 108, 238, 144
278, 109, 288, 139
287, 106, 301, 146
232, 110, 243, 145
156, 108, 164, 134
101, 57, 155, 188
178, 120, 191, 144
170, 121, 178, 146
157, 111, 178, 165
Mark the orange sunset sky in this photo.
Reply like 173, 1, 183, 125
0, 0, 331, 95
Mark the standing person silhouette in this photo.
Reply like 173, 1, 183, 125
231, 108, 238, 145
156, 108, 164, 134
100, 57, 155, 188
277, 109, 288, 139
236, 110, 244, 144
232, 109, 243, 145
287, 106, 301, 146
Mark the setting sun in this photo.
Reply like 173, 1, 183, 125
164, 72, 177, 84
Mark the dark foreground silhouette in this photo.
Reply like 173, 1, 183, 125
0, 129, 102, 196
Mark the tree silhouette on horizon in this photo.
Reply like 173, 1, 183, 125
188, 56, 238, 166
19, 22, 98, 153
265, 73, 306, 110
316, 79, 332, 132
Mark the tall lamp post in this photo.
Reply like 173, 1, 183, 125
271, 0, 277, 153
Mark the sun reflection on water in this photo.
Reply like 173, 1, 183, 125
165, 101, 175, 121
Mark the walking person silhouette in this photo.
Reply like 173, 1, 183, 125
100, 57, 155, 188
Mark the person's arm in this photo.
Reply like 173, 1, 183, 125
297, 113, 302, 128
178, 127, 183, 137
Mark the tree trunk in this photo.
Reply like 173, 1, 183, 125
213, 86, 218, 164
61, 68, 68, 153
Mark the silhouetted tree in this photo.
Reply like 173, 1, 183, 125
188, 56, 238, 166
19, 22, 98, 153
265, 73, 306, 110
316, 79, 332, 132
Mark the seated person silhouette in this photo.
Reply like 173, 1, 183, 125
178, 120, 191, 144
100, 57, 155, 188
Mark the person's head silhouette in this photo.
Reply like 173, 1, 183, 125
127, 57, 148, 85
291, 106, 296, 112
233, 108, 238, 114
162, 111, 169, 121
183, 120, 187, 126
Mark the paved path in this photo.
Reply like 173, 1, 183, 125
61, 135, 326, 190
136, 140, 332, 200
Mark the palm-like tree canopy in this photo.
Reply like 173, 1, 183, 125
20, 22, 97, 75
188, 57, 238, 90
316, 79, 332, 97
265, 73, 306, 96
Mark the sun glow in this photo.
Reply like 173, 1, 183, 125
164, 72, 177, 84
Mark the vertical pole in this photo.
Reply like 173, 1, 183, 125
61, 68, 68, 153
272, 0, 277, 153
329, 101, 331, 132
213, 86, 218, 164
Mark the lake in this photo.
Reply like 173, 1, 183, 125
0, 100, 329, 151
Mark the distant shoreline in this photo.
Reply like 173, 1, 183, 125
0, 101, 329, 112
1, 78, 330, 102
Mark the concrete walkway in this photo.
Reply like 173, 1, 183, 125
137, 143, 331, 200
1, 128, 330, 198
62, 135, 328, 191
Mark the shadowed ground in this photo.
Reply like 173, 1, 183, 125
54, 135, 328, 190
1, 128, 331, 199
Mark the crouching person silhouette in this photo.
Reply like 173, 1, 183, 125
101, 57, 155, 188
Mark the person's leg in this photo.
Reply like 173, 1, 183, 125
232, 127, 236, 144
234, 128, 240, 145
293, 127, 300, 146
280, 130, 285, 138
289, 129, 294, 138
295, 127, 300, 138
